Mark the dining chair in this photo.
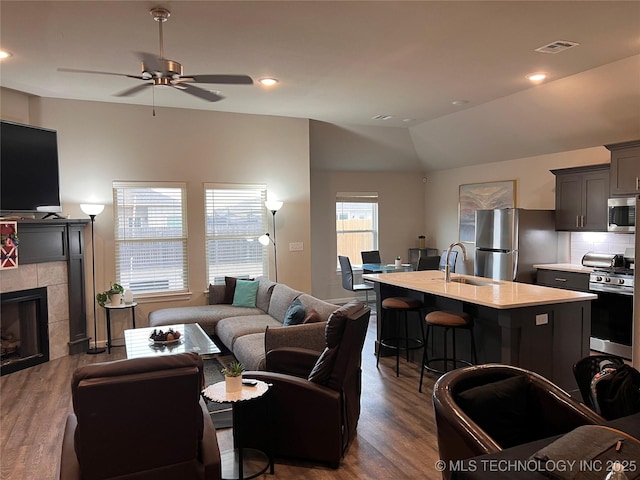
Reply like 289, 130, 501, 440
361, 250, 382, 264
417, 255, 441, 271
338, 256, 373, 304
439, 250, 458, 272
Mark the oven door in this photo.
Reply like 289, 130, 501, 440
589, 289, 633, 359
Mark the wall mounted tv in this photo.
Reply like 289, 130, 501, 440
1, 120, 62, 215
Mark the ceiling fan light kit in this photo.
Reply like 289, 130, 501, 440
58, 6, 254, 103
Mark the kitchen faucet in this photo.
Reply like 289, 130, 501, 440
445, 242, 467, 282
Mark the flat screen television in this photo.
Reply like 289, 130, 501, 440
1, 120, 62, 215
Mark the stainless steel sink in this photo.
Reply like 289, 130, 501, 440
449, 277, 497, 287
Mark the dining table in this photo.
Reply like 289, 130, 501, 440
360, 263, 413, 273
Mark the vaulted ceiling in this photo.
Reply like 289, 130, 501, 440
1, 1, 639, 172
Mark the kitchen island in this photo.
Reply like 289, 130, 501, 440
364, 270, 597, 392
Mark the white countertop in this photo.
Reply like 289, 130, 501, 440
533, 263, 593, 274
363, 270, 596, 309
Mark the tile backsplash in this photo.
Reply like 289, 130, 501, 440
570, 231, 635, 264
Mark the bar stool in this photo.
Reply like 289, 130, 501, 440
419, 310, 478, 392
376, 296, 424, 377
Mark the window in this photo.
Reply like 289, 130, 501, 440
204, 184, 268, 284
113, 182, 188, 296
336, 192, 378, 267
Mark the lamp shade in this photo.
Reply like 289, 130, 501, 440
265, 200, 283, 212
258, 233, 272, 246
80, 203, 105, 216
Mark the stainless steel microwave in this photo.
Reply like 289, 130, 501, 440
608, 197, 636, 232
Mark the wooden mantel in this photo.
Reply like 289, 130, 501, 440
15, 218, 90, 354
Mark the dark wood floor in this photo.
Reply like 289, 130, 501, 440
1, 316, 444, 479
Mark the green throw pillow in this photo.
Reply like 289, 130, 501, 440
232, 279, 259, 308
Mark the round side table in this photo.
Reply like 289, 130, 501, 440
202, 380, 273, 480
103, 301, 137, 354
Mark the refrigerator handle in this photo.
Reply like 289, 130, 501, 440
512, 250, 519, 281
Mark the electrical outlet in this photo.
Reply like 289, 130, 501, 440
535, 313, 549, 325
289, 242, 304, 252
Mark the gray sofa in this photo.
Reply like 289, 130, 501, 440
148, 277, 338, 370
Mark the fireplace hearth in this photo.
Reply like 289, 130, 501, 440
0, 287, 50, 375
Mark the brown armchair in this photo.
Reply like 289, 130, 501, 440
59, 352, 221, 480
238, 300, 371, 468
432, 363, 605, 480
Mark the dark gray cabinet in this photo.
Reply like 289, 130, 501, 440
606, 140, 640, 196
551, 164, 609, 231
536, 269, 590, 293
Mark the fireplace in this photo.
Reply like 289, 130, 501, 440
0, 287, 50, 375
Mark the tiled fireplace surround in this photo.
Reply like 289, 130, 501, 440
1, 262, 70, 361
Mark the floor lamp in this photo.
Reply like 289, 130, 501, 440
80, 203, 106, 355
259, 200, 283, 282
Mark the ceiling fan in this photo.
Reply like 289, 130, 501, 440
58, 7, 253, 102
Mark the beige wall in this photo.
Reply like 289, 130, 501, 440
3, 87, 618, 346
424, 148, 611, 273
311, 171, 427, 301
2, 90, 312, 344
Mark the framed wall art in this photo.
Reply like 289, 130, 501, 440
458, 180, 516, 243
0, 221, 18, 269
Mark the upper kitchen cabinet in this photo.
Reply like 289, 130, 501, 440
606, 140, 640, 196
551, 164, 609, 231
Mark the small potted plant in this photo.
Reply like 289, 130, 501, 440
96, 282, 125, 307
221, 360, 245, 393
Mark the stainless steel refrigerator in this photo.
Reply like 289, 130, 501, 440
474, 208, 558, 283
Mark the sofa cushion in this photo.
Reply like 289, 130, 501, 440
255, 277, 277, 312
283, 298, 306, 326
267, 284, 302, 323
456, 375, 534, 448
297, 294, 338, 322
149, 304, 263, 336
232, 333, 268, 371
233, 279, 260, 308
216, 314, 282, 350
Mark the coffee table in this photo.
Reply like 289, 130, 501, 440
124, 323, 221, 359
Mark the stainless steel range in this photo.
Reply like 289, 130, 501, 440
589, 268, 634, 296
582, 252, 634, 359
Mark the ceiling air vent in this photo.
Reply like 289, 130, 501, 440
535, 41, 579, 54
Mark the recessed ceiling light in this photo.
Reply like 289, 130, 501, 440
0, 50, 13, 60
527, 72, 548, 82
258, 77, 279, 87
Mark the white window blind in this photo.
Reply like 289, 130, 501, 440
204, 184, 267, 284
113, 182, 188, 295
336, 192, 379, 267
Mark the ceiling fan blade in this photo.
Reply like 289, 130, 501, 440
114, 83, 153, 97
177, 83, 224, 102
58, 67, 143, 80
182, 74, 253, 85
